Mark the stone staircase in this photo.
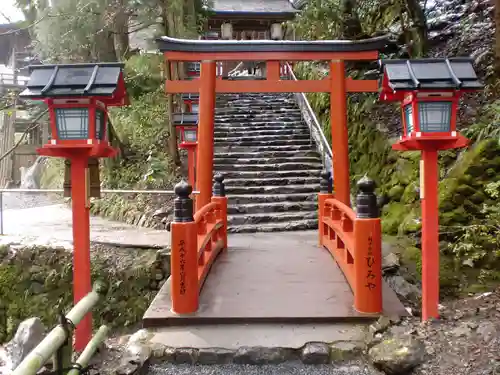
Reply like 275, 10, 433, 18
213, 93, 324, 233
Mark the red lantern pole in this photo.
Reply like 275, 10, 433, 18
187, 147, 196, 188
420, 149, 440, 320
71, 155, 92, 351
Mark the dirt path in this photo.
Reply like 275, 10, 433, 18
0, 204, 170, 248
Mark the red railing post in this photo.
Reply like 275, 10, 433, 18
170, 180, 199, 314
353, 177, 382, 314
318, 170, 334, 246
211, 174, 228, 249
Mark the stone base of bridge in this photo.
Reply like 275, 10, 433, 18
143, 231, 407, 327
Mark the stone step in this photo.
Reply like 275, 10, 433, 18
228, 210, 317, 226
219, 169, 322, 179
228, 219, 318, 233
224, 176, 319, 187
215, 144, 314, 153
215, 122, 306, 130
215, 157, 321, 166
215, 106, 298, 112
215, 110, 302, 117
214, 162, 322, 172
215, 115, 301, 123
214, 150, 320, 159
225, 183, 320, 195
227, 200, 318, 215
214, 128, 309, 137
227, 193, 317, 205
214, 133, 311, 143
214, 139, 313, 148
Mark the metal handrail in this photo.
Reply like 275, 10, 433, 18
285, 63, 333, 171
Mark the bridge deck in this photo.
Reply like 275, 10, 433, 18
143, 231, 407, 327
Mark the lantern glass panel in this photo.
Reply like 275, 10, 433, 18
192, 103, 199, 113
404, 104, 414, 135
418, 101, 452, 132
55, 108, 89, 140
184, 129, 197, 143
95, 109, 106, 140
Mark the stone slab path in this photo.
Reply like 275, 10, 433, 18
149, 323, 367, 349
0, 204, 170, 248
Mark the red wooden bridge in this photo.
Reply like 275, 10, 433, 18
143, 36, 409, 326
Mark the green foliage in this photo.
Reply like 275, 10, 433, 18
0, 245, 160, 343
105, 54, 178, 190
463, 100, 500, 144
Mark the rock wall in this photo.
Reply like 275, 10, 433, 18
0, 244, 170, 343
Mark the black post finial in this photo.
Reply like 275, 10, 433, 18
174, 180, 194, 222
320, 170, 333, 193
213, 173, 225, 197
356, 175, 379, 218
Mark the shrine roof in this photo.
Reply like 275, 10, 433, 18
210, 0, 298, 15
379, 58, 483, 92
19, 63, 128, 105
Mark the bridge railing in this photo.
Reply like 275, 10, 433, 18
318, 171, 383, 314
169, 174, 228, 314
12, 282, 109, 375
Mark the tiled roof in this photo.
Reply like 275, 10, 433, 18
292, 0, 308, 9
380, 58, 483, 91
211, 0, 298, 13
19, 63, 125, 98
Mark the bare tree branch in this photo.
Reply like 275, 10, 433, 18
0, 109, 48, 163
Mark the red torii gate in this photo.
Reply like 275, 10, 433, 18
158, 36, 390, 315
158, 36, 390, 210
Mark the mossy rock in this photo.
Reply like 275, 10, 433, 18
387, 185, 405, 201
454, 184, 476, 197
0, 244, 163, 343
401, 181, 419, 204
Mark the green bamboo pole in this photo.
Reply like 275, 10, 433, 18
12, 282, 108, 375
67, 325, 109, 375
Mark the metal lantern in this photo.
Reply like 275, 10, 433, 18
19, 63, 128, 157
173, 113, 198, 146
183, 127, 198, 144
221, 23, 233, 40
379, 58, 482, 151
271, 23, 283, 40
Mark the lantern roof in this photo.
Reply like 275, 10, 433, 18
379, 58, 483, 100
182, 93, 199, 101
19, 63, 129, 106
173, 113, 198, 126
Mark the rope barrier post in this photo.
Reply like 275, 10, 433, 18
211, 174, 228, 249
318, 170, 334, 246
353, 176, 382, 314
171, 180, 199, 314
52, 312, 73, 375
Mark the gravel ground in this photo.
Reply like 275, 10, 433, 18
0, 191, 63, 210
147, 362, 382, 375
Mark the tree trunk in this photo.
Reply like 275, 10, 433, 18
495, 0, 500, 76
403, 0, 428, 57
114, 0, 130, 60
161, 0, 180, 166
96, 29, 118, 62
